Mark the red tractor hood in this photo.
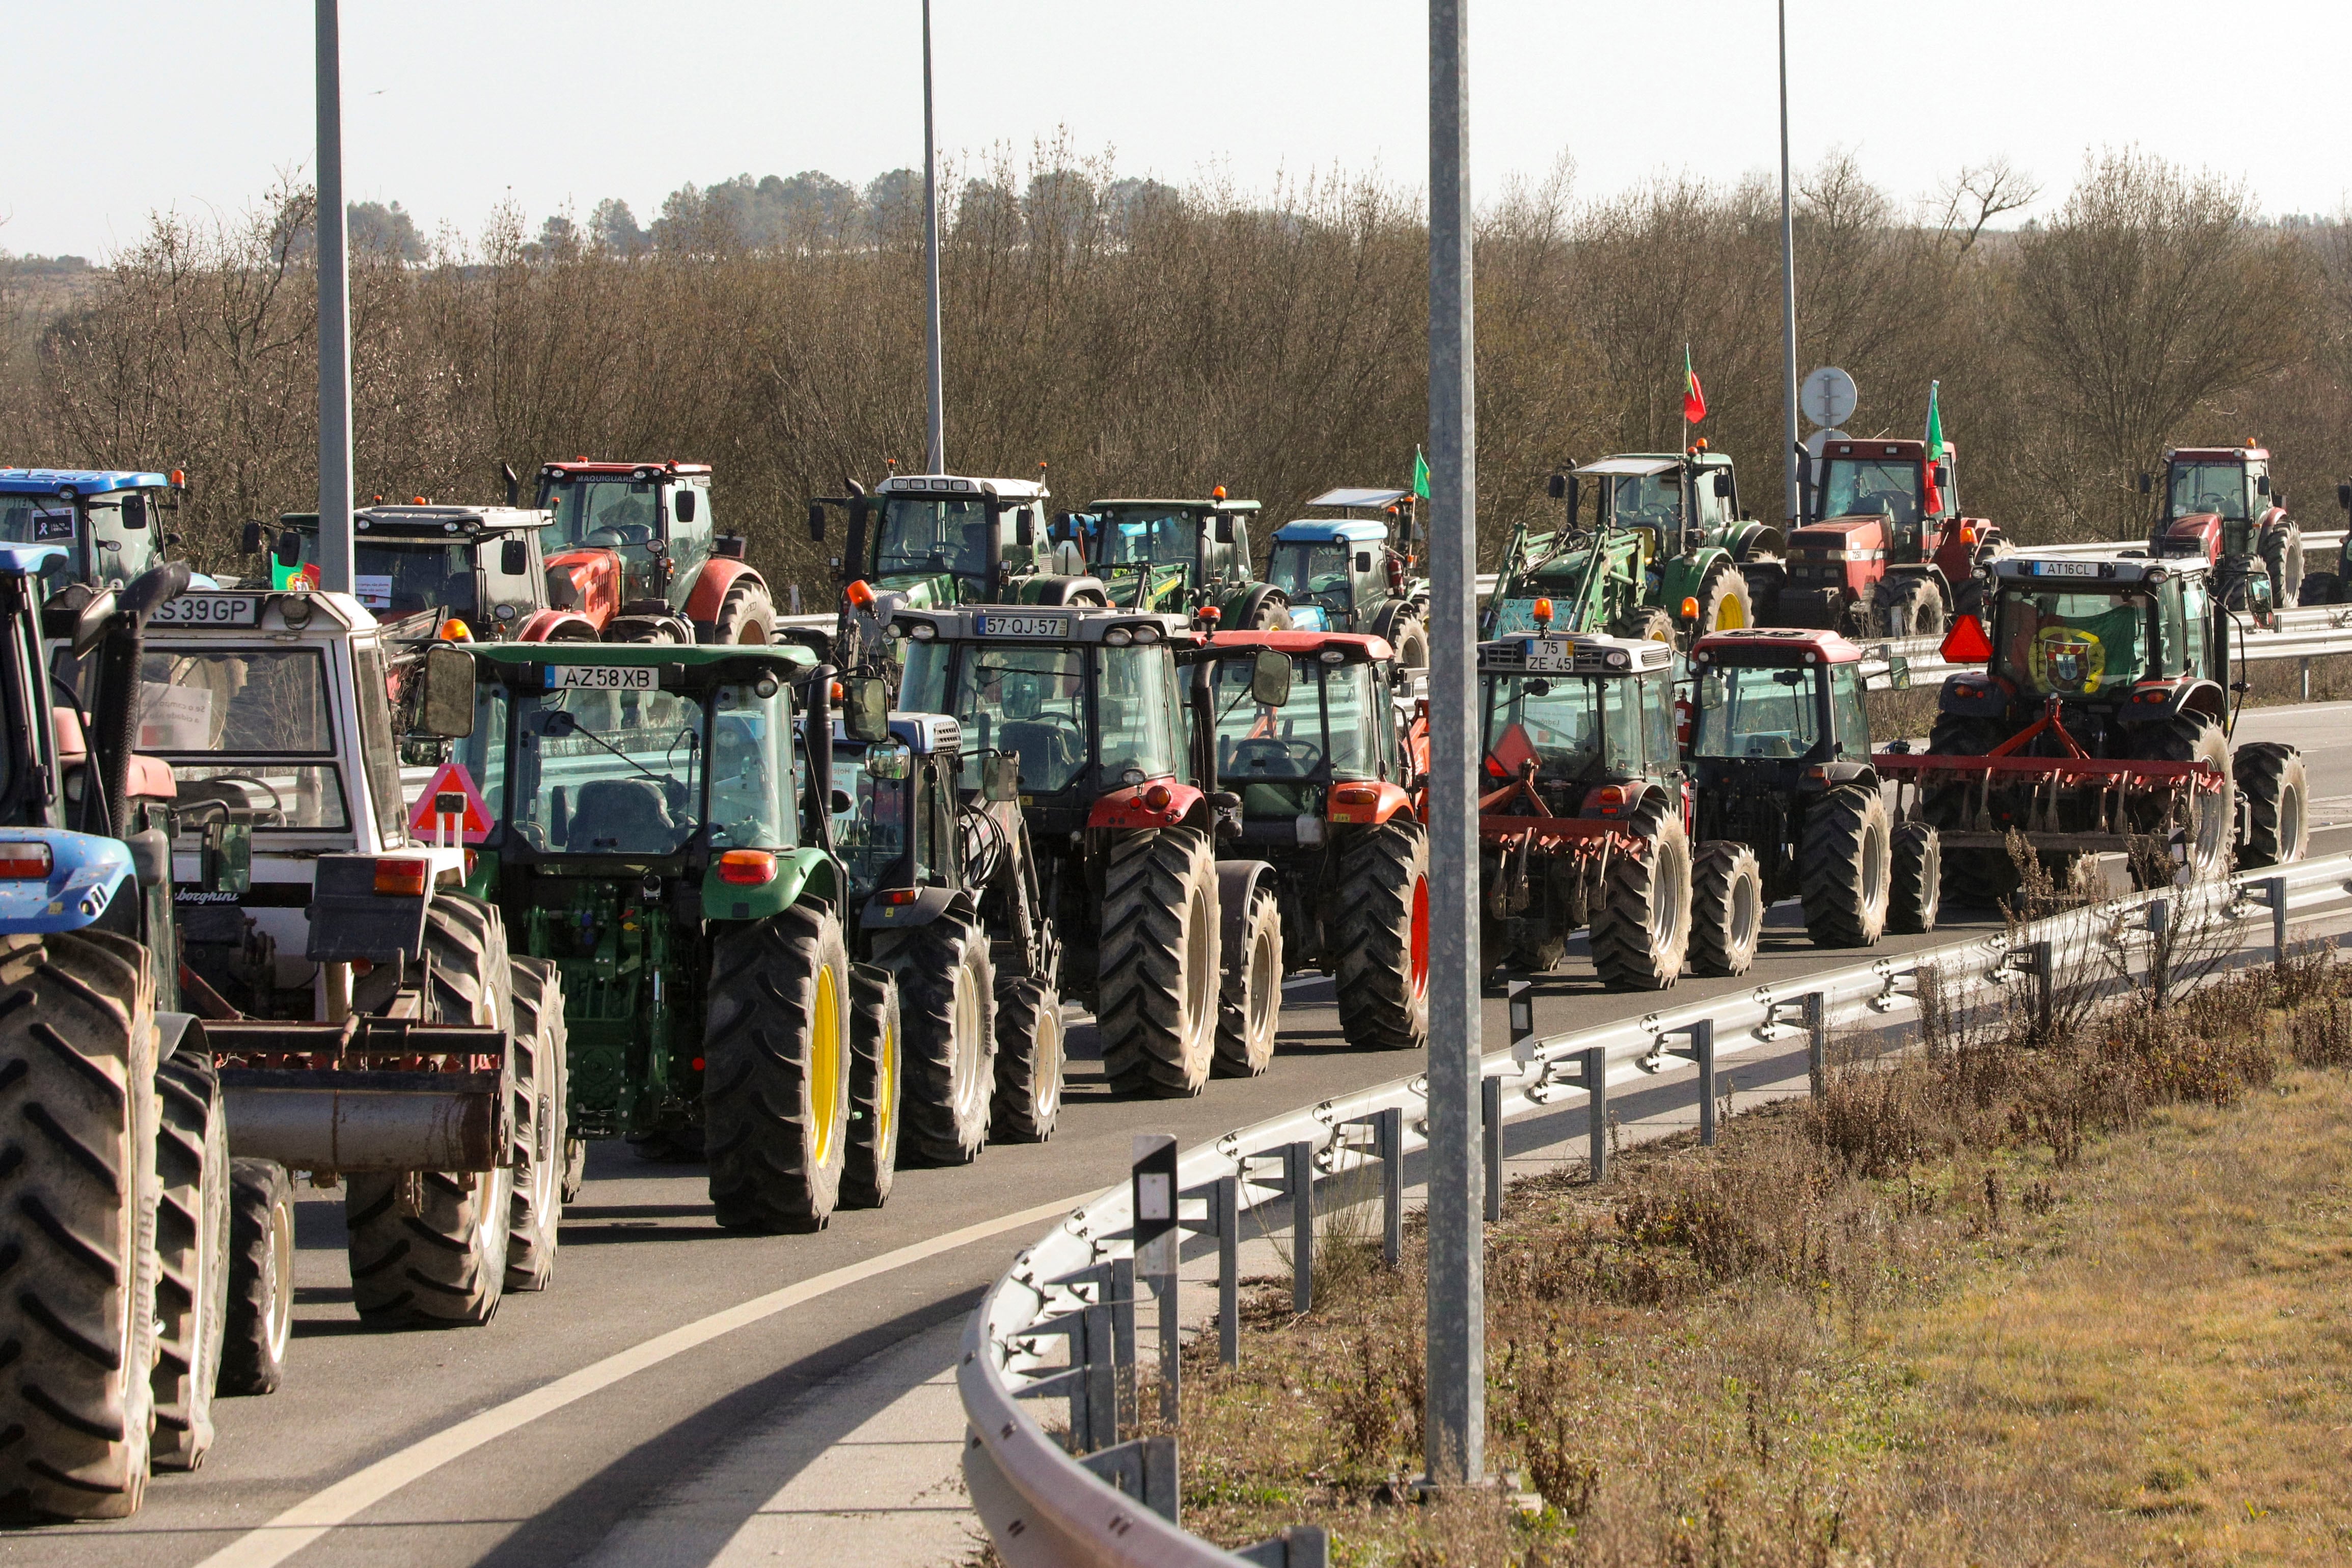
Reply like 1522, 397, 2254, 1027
2152, 513, 2224, 563
1789, 515, 1889, 552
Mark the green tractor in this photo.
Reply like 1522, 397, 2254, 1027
1062, 492, 1294, 629
808, 471, 1110, 614
446, 641, 873, 1232
1489, 449, 1782, 649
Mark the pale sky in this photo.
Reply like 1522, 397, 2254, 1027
7, 0, 2347, 259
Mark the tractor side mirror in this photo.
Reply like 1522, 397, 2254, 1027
1712, 472, 1733, 499
121, 494, 149, 530
1050, 511, 1072, 541
2138, 472, 2152, 495
980, 751, 1020, 803
1547, 473, 1566, 500
413, 645, 478, 739
275, 530, 303, 568
2256, 474, 2270, 497
1016, 509, 1034, 548
674, 489, 698, 522
1885, 655, 1912, 692
501, 538, 529, 575
711, 535, 746, 560
1933, 462, 1951, 490
842, 675, 892, 744
807, 502, 828, 542
241, 520, 264, 555
862, 741, 912, 780
1250, 649, 1293, 708
1214, 513, 1235, 544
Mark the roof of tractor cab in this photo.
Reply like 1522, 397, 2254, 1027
876, 473, 1047, 501
1691, 627, 1863, 665
2167, 446, 2266, 463
1201, 629, 1395, 663
1573, 455, 1681, 478
141, 588, 379, 636
1478, 631, 1676, 673
1270, 517, 1389, 544
0, 469, 170, 496
1990, 555, 2208, 587
892, 606, 1199, 646
354, 505, 552, 536
1306, 487, 1411, 510
1090, 497, 1262, 513
539, 460, 711, 479
1820, 438, 1942, 462
473, 641, 816, 673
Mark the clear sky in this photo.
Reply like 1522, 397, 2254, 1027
7, 0, 2346, 259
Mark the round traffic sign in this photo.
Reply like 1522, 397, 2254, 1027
1803, 427, 1848, 460
1800, 367, 1857, 428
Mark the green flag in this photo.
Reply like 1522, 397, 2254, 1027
1925, 380, 1945, 460
1413, 446, 1431, 500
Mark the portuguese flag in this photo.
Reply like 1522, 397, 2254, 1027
1682, 345, 1707, 424
1923, 380, 1946, 513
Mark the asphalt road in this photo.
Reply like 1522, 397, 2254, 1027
12, 702, 2352, 1567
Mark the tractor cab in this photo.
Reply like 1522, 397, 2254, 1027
1478, 629, 1683, 811
826, 711, 972, 907
812, 472, 1073, 611
1069, 494, 1261, 615
1688, 628, 1878, 769
0, 468, 199, 593
2145, 446, 2274, 562
534, 460, 723, 610
1266, 517, 1391, 633
1802, 438, 1959, 556
251, 505, 574, 641
1184, 630, 1414, 848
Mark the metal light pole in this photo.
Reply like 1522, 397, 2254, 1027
315, 0, 353, 594
1776, 0, 1800, 524
1423, 0, 1484, 1490
921, 0, 946, 474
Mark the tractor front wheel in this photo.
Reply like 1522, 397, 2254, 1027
1800, 784, 1893, 947
1873, 575, 1945, 639
1682, 561, 1752, 648
2262, 528, 2304, 609
1099, 828, 1220, 1097
2234, 741, 2309, 869
502, 957, 567, 1292
2130, 714, 2234, 885
841, 963, 902, 1207
875, 913, 997, 1164
1922, 714, 2016, 907
1688, 840, 1763, 977
1333, 821, 1430, 1051
151, 1048, 230, 1472
991, 976, 1065, 1142
1213, 881, 1283, 1078
1612, 606, 1676, 645
704, 903, 854, 1231
1590, 804, 1691, 990
1888, 823, 1943, 934
220, 1159, 293, 1398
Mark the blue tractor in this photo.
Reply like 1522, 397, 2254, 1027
1263, 487, 1429, 669
0, 467, 218, 595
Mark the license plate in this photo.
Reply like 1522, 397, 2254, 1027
545, 665, 653, 691
1522, 640, 1575, 672
976, 613, 1070, 638
2031, 560, 2101, 579
151, 594, 260, 626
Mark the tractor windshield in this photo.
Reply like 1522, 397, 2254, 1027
871, 498, 992, 579
351, 539, 480, 621
0, 493, 168, 591
1817, 458, 1922, 526
539, 477, 668, 603
135, 648, 347, 829
1208, 657, 1383, 784
2168, 462, 2249, 521
1268, 543, 1353, 612
1095, 507, 1199, 568
1482, 672, 1639, 779
1692, 666, 1822, 759
1993, 588, 2152, 697
1599, 472, 1683, 534
913, 643, 1089, 794
828, 741, 913, 900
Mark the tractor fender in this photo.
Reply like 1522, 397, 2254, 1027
1087, 778, 1207, 832
1225, 582, 1287, 627
0, 829, 136, 937
1655, 552, 1715, 616
2116, 678, 2229, 726
701, 845, 838, 924
858, 884, 967, 933
514, 608, 601, 642
1722, 521, 1784, 562
1369, 597, 1417, 646
1812, 759, 1879, 791
1937, 671, 2011, 719
1019, 574, 1111, 607
682, 556, 763, 635
1327, 779, 1411, 827
1215, 859, 1275, 966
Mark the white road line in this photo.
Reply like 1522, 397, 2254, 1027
192, 1193, 1094, 1568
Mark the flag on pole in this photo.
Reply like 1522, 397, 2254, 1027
1682, 346, 1707, 424
1923, 380, 1946, 514
1413, 446, 1431, 500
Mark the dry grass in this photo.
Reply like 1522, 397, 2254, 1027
1170, 953, 2352, 1566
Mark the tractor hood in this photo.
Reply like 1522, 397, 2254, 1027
1788, 515, 1888, 554
2151, 513, 2225, 562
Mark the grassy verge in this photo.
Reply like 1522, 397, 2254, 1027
1169, 950, 2352, 1565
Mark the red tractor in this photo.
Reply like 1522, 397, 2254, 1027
534, 459, 777, 644
1778, 435, 2007, 637
2137, 444, 2302, 611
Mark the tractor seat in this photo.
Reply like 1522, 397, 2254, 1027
998, 722, 1078, 792
567, 778, 683, 854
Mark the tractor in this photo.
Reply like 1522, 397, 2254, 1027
247, 501, 605, 643
1489, 448, 1777, 649
1876, 554, 2308, 907
1064, 491, 1293, 629
534, 458, 778, 644
809, 470, 1105, 613
1779, 435, 2008, 636
891, 606, 1285, 1094
1180, 629, 1432, 1056
0, 466, 218, 594
1475, 621, 1746, 987
1263, 488, 1430, 669
1685, 627, 1938, 965
2137, 444, 2302, 611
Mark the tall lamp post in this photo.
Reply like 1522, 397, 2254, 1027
922, 0, 946, 473
1777, 0, 1800, 524
316, 0, 353, 594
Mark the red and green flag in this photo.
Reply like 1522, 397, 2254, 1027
1682, 346, 1707, 424
1923, 380, 1946, 513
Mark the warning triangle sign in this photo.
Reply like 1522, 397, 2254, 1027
408, 759, 493, 844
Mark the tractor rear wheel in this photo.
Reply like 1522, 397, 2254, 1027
1888, 822, 1942, 934
990, 977, 1065, 1142
1242, 593, 1293, 631
704, 902, 854, 1231
2234, 741, 2309, 869
2130, 714, 2235, 884
1874, 575, 1945, 639
1099, 828, 1219, 1097
704, 575, 776, 645
841, 963, 901, 1208
1683, 561, 1752, 647
220, 1159, 293, 1398
1333, 821, 1430, 1051
502, 957, 566, 1292
1688, 840, 1763, 977
0, 930, 159, 1520
1922, 714, 2016, 907
1611, 606, 1676, 645
1800, 784, 1893, 947
2263, 528, 2304, 609
874, 913, 997, 1164
1213, 882, 1283, 1078
347, 895, 515, 1328
1590, 803, 1691, 990
1386, 615, 1429, 671
151, 1048, 230, 1472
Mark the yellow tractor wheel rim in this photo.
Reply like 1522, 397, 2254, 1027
1713, 592, 1747, 631
875, 1004, 898, 1157
810, 963, 843, 1165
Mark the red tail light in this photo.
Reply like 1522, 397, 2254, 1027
0, 844, 53, 881
374, 857, 431, 897
718, 849, 777, 886
1142, 783, 1173, 812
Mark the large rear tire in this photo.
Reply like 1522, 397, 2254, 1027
874, 913, 997, 1165
1611, 606, 1676, 645
0, 931, 159, 1520
2262, 527, 2304, 609
1682, 560, 1752, 648
1098, 829, 1219, 1097
1332, 821, 1430, 1052
1800, 784, 1893, 947
1687, 840, 1763, 977
1590, 806, 1691, 991
990, 977, 1065, 1142
2131, 714, 2235, 884
1212, 882, 1282, 1078
841, 964, 901, 1208
151, 1048, 230, 1471
704, 903, 853, 1232
2234, 741, 2309, 870
219, 1158, 293, 1398
704, 574, 776, 645
1888, 822, 1942, 934
1873, 575, 1945, 639
502, 957, 566, 1292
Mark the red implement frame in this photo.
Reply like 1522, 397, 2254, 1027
1476, 763, 1651, 857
